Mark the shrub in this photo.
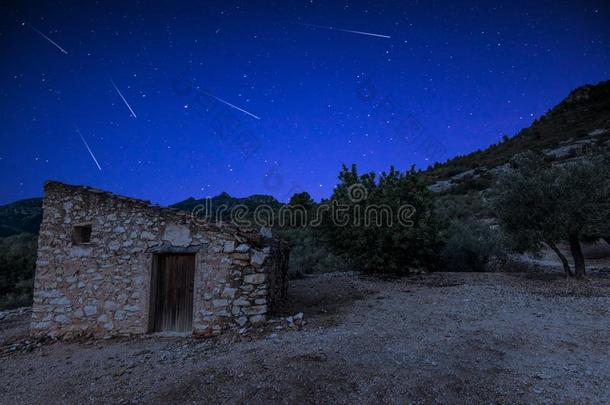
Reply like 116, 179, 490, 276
276, 227, 352, 279
440, 220, 506, 272
0, 233, 37, 309
320, 164, 444, 274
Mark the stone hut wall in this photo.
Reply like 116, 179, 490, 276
31, 181, 289, 338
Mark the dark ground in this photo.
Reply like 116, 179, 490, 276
1, 270, 610, 404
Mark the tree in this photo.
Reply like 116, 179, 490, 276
320, 164, 443, 274
493, 152, 610, 278
288, 192, 315, 209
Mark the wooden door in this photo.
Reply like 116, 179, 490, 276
151, 254, 195, 332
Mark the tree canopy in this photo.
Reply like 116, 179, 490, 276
493, 152, 610, 278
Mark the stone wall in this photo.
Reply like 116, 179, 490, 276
31, 181, 289, 338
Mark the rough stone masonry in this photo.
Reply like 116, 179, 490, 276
31, 181, 289, 338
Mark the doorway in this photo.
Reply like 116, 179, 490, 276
149, 253, 196, 333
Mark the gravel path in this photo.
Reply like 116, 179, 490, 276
1, 270, 609, 404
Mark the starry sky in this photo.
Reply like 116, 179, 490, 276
1, 1, 609, 205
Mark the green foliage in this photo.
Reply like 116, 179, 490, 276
492, 152, 610, 276
0, 233, 37, 309
320, 164, 444, 274
492, 152, 561, 253
440, 220, 506, 272
288, 192, 315, 209
494, 153, 610, 249
276, 227, 352, 278
435, 192, 488, 222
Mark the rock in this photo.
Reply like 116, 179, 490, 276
212, 299, 229, 308
141, 231, 155, 240
83, 306, 97, 316
50, 297, 70, 305
244, 273, 266, 285
233, 298, 251, 306
162, 223, 192, 247
223, 240, 236, 252
249, 315, 265, 323
235, 244, 250, 252
243, 305, 267, 315
260, 227, 273, 238
250, 250, 267, 267
286, 312, 304, 329
54, 314, 68, 323
221, 287, 236, 299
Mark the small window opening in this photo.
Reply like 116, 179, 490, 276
72, 225, 92, 244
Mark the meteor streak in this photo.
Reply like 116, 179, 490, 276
110, 78, 138, 118
298, 23, 391, 39
26, 23, 68, 54
75, 126, 102, 171
201, 90, 261, 120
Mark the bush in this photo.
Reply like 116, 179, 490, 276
0, 233, 37, 309
440, 220, 506, 272
276, 227, 352, 279
320, 164, 444, 274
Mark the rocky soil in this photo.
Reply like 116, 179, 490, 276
1, 269, 610, 404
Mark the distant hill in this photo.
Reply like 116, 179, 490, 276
171, 192, 283, 218
0, 198, 43, 237
425, 79, 610, 194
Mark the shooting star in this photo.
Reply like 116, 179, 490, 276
200, 90, 261, 120
109, 78, 138, 118
298, 22, 391, 39
25, 23, 68, 54
75, 126, 102, 171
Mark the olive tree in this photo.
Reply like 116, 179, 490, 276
493, 152, 610, 278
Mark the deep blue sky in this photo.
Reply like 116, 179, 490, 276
1, 1, 609, 205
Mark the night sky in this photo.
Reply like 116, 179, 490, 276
1, 1, 609, 205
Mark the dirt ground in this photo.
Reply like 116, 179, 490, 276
1, 269, 610, 404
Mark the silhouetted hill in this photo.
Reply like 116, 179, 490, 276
172, 192, 282, 218
0, 198, 43, 237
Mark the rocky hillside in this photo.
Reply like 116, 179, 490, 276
425, 79, 610, 195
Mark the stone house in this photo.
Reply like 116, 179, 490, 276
31, 181, 289, 338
